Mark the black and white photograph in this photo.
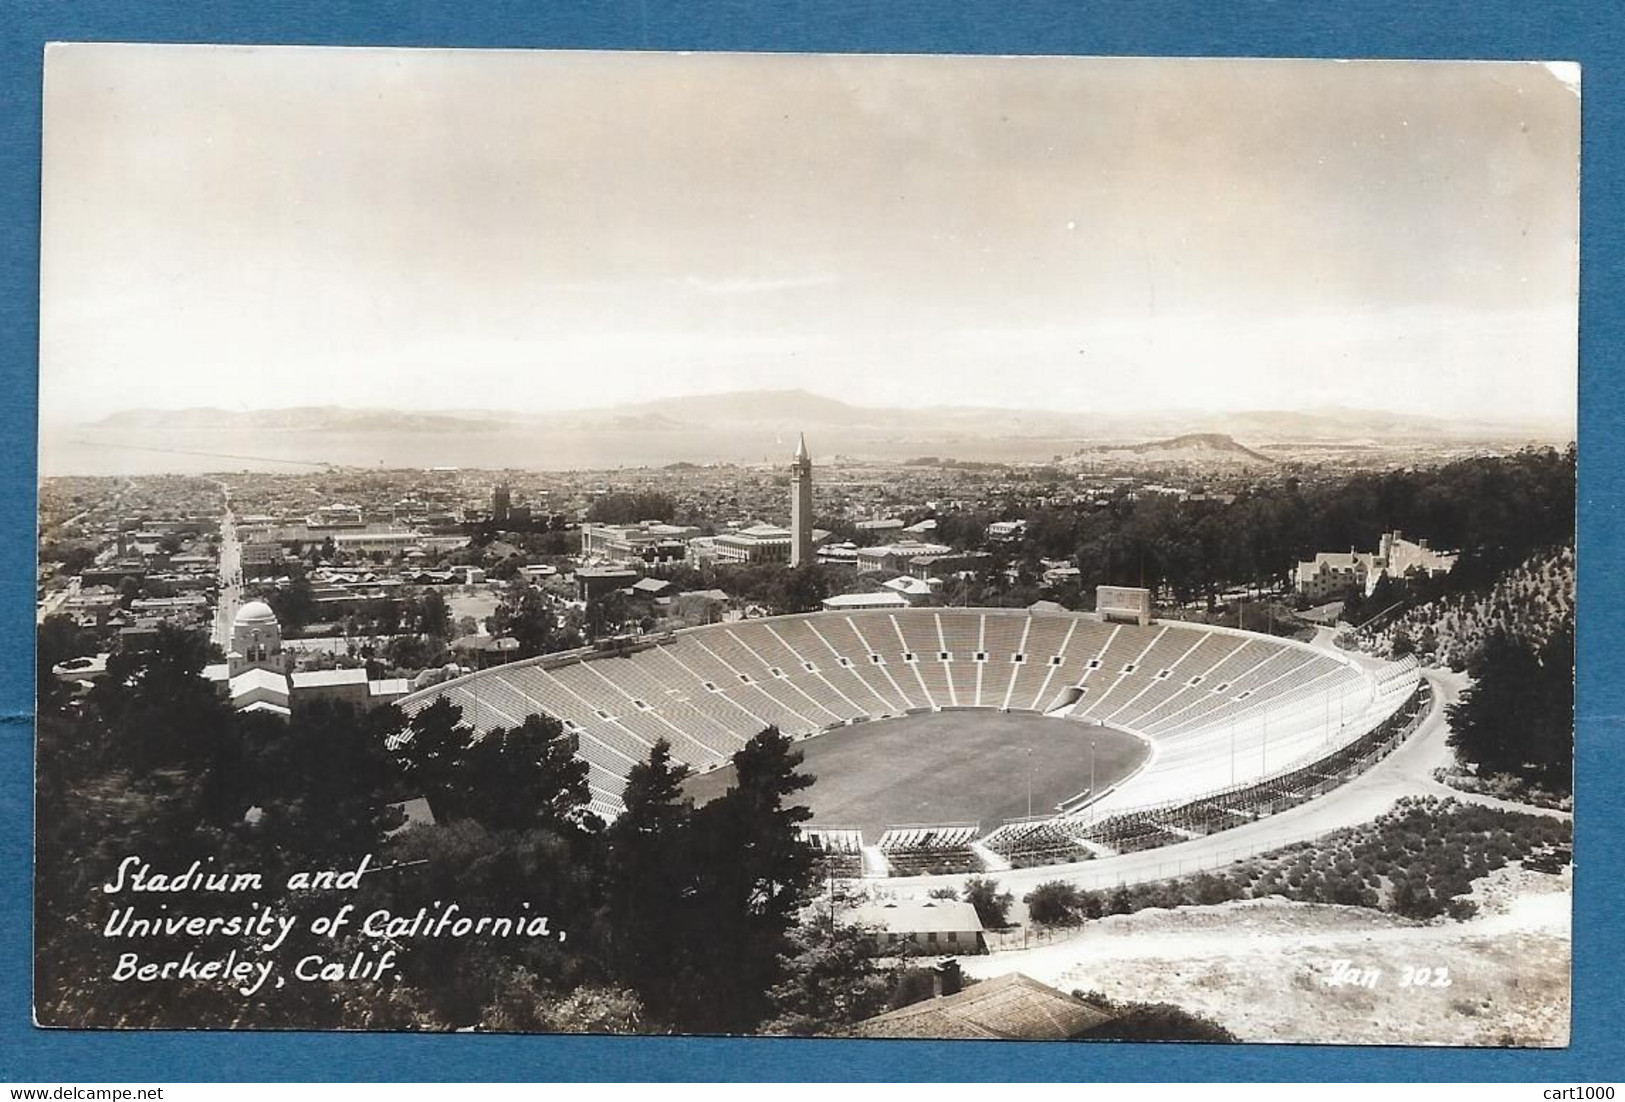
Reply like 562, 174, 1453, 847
34, 45, 1578, 1045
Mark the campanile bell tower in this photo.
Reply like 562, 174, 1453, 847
790, 432, 813, 567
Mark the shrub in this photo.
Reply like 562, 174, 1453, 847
1192, 873, 1241, 906
1024, 881, 1087, 927
1072, 994, 1238, 1044
1446, 897, 1480, 921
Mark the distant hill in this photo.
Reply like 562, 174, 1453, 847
73, 390, 1568, 475
1125, 433, 1274, 462
1069, 432, 1275, 467
92, 392, 1565, 445
95, 406, 512, 434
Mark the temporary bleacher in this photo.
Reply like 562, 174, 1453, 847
802, 826, 865, 878
981, 818, 1093, 868
878, 823, 983, 876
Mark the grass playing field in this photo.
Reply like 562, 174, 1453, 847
682, 711, 1148, 839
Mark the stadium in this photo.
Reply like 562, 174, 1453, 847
399, 590, 1425, 880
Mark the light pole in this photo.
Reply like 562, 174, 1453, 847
1026, 746, 1033, 819
1090, 737, 1097, 798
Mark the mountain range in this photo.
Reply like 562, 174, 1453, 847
89, 389, 1567, 447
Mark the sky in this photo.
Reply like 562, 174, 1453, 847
39, 46, 1580, 427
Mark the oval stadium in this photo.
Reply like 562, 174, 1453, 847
399, 602, 1423, 879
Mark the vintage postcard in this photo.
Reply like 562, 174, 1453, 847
35, 45, 1577, 1043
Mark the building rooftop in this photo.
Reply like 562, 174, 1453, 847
850, 899, 983, 935
289, 667, 370, 689
820, 591, 911, 610
848, 972, 1114, 1041
229, 668, 289, 695
234, 600, 278, 627
238, 700, 292, 718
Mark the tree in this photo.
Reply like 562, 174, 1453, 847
457, 714, 593, 834
962, 877, 1013, 929
391, 697, 476, 823
480, 968, 646, 1034
761, 917, 891, 1035
658, 727, 818, 1032
587, 492, 676, 524
584, 591, 630, 641
1447, 622, 1574, 793
267, 573, 317, 633
783, 564, 830, 614
405, 589, 451, 638
384, 633, 446, 672
603, 740, 695, 1011
492, 588, 556, 657
89, 623, 235, 774
116, 575, 144, 608
392, 699, 591, 835
376, 816, 608, 1027
237, 697, 406, 861
1024, 880, 1087, 926
36, 614, 94, 714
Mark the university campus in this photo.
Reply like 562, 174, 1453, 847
34, 48, 1577, 1044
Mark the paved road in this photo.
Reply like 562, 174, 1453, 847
37, 576, 79, 624
213, 486, 242, 652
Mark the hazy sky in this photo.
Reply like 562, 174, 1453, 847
40, 46, 1579, 426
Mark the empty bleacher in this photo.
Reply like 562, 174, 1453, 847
802, 827, 865, 878
981, 818, 1093, 868
397, 608, 1402, 831
878, 824, 983, 876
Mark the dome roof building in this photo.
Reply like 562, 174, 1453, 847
234, 600, 278, 628
229, 599, 283, 675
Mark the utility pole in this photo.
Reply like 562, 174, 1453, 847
828, 856, 836, 933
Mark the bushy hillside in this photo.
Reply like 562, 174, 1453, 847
1358, 545, 1573, 670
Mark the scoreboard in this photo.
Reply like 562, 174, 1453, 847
1096, 585, 1153, 627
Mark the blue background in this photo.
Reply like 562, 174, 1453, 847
2, 0, 1618, 1082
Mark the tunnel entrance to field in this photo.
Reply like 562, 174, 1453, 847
681, 711, 1148, 840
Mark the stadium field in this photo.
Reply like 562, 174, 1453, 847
682, 711, 1148, 839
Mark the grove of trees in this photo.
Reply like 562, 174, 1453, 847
34, 625, 900, 1034
926, 446, 1575, 613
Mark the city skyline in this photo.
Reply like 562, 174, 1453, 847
41, 47, 1579, 429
